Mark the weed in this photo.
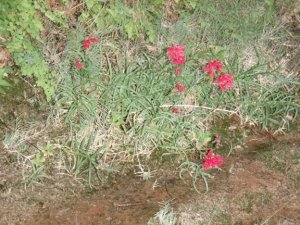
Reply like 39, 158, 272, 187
61, 134, 118, 187
148, 201, 177, 225
179, 161, 213, 193
135, 161, 156, 181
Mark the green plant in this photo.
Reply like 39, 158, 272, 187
79, 0, 203, 42
0, 0, 67, 101
0, 68, 12, 94
62, 135, 118, 187
25, 143, 55, 185
79, 0, 160, 42
179, 161, 213, 193
148, 201, 177, 225
50, 20, 299, 191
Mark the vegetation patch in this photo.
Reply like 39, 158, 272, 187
0, 1, 299, 223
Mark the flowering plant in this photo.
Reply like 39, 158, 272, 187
203, 60, 223, 78
167, 44, 185, 65
176, 84, 186, 92
82, 36, 99, 50
165, 46, 227, 190
215, 74, 234, 92
166, 44, 187, 114
75, 59, 84, 69
202, 149, 224, 170
167, 44, 186, 77
203, 60, 234, 92
74, 35, 99, 69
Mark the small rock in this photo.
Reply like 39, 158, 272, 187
234, 145, 244, 154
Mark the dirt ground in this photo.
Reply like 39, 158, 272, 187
0, 128, 299, 225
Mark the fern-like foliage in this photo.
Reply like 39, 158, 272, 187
0, 0, 66, 101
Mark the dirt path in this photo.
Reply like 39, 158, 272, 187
1, 132, 299, 225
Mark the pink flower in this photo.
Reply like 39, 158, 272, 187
91, 37, 99, 43
175, 68, 181, 75
167, 44, 185, 65
75, 59, 84, 69
203, 149, 223, 170
172, 107, 180, 114
176, 84, 186, 92
83, 39, 91, 49
215, 74, 234, 91
203, 60, 223, 77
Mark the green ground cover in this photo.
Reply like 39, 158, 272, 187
0, 0, 299, 191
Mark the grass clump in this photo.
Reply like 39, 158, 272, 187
148, 202, 177, 225
1, 0, 299, 189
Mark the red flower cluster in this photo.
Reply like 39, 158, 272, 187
203, 60, 234, 92
75, 59, 84, 69
203, 60, 223, 78
216, 74, 234, 92
203, 61, 223, 77
166, 44, 187, 114
75, 35, 100, 69
167, 44, 186, 65
83, 36, 99, 50
176, 84, 186, 92
203, 149, 223, 170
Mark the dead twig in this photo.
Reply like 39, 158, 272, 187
160, 104, 237, 114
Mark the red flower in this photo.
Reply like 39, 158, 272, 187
167, 45, 185, 59
167, 47, 175, 60
176, 84, 186, 92
91, 37, 99, 43
75, 59, 84, 69
167, 44, 185, 65
173, 55, 186, 65
203, 60, 223, 77
83, 39, 91, 49
175, 68, 181, 75
215, 74, 234, 91
172, 107, 180, 114
203, 149, 223, 170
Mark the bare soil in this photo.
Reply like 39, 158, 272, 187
0, 129, 299, 225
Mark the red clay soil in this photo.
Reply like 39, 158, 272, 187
1, 132, 299, 225
24, 176, 192, 225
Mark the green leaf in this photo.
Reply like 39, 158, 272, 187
124, 21, 137, 39
199, 132, 211, 146
86, 0, 95, 9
